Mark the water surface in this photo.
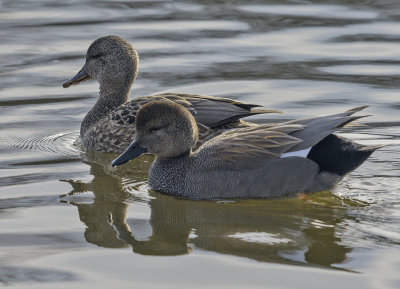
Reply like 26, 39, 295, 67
0, 0, 400, 288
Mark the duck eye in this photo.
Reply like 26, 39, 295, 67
149, 125, 164, 133
89, 53, 103, 60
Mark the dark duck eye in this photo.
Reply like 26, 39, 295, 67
88, 53, 104, 60
149, 125, 164, 133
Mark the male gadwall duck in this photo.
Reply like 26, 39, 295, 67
63, 35, 279, 153
112, 100, 382, 199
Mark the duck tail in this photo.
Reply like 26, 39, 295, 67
249, 107, 282, 115
307, 134, 384, 176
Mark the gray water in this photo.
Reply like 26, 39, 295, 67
0, 0, 400, 288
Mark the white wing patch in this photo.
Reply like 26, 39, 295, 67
281, 147, 312, 158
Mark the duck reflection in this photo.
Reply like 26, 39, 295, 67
62, 152, 357, 269
61, 152, 150, 249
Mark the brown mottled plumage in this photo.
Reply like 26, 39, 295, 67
112, 101, 382, 200
63, 36, 279, 153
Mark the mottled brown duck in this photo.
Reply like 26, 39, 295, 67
63, 35, 280, 153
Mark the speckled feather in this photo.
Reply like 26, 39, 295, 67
81, 93, 267, 153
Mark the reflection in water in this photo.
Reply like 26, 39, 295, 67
62, 153, 358, 269
61, 152, 150, 249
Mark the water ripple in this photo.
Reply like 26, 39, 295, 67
0, 0, 400, 284
239, 4, 379, 20
0, 131, 79, 157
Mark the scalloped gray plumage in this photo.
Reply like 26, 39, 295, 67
112, 101, 383, 199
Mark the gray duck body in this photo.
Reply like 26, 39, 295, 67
63, 36, 279, 153
112, 101, 382, 200
149, 156, 322, 199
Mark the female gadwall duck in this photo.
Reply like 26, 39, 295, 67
112, 100, 382, 199
63, 35, 279, 153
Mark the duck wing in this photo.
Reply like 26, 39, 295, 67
107, 95, 194, 127
155, 93, 281, 127
284, 106, 369, 152
89, 94, 277, 152
194, 106, 370, 170
194, 124, 304, 170
107, 93, 279, 129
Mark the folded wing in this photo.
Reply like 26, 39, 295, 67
194, 106, 369, 171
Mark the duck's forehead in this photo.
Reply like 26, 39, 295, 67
87, 37, 121, 53
137, 104, 174, 125
138, 114, 166, 130
87, 39, 109, 54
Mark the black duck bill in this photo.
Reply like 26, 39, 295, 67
112, 141, 147, 167
63, 68, 90, 88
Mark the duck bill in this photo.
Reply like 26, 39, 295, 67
63, 68, 90, 88
112, 141, 147, 167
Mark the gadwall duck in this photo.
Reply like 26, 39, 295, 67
63, 35, 279, 153
112, 100, 382, 200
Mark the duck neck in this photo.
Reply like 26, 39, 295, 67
81, 81, 132, 135
148, 152, 191, 196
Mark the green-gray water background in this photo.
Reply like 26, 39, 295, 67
0, 0, 399, 288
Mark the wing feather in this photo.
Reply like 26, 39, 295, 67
193, 106, 369, 170
156, 93, 280, 127
194, 124, 304, 170
107, 93, 279, 129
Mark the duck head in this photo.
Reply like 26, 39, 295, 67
63, 35, 139, 90
112, 100, 199, 167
